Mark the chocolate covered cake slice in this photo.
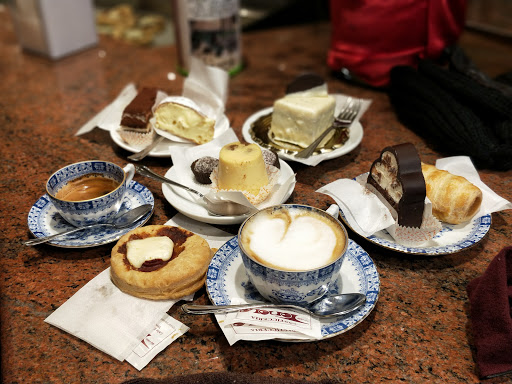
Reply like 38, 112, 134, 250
119, 87, 158, 148
121, 87, 157, 130
367, 143, 426, 228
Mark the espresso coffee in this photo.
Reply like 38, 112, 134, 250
55, 174, 120, 201
240, 207, 346, 271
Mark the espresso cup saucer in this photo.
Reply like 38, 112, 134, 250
205, 236, 380, 342
27, 180, 154, 248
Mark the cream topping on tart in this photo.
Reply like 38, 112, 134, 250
126, 236, 174, 269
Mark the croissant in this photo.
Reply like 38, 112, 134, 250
421, 163, 482, 224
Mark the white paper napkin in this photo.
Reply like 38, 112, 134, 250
318, 156, 512, 239
45, 268, 186, 362
168, 130, 296, 211
75, 57, 228, 137
164, 213, 234, 250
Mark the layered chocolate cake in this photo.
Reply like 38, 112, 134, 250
367, 143, 426, 228
119, 87, 158, 148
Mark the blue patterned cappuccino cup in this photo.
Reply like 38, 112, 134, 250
238, 204, 348, 305
46, 161, 135, 227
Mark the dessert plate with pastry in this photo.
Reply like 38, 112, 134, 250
205, 235, 380, 341
27, 180, 154, 248
242, 74, 370, 166
162, 140, 296, 225
318, 144, 509, 255
110, 90, 230, 157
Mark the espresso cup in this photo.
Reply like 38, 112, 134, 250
46, 161, 135, 227
238, 204, 348, 305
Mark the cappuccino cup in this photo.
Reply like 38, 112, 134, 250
238, 204, 348, 305
46, 160, 135, 227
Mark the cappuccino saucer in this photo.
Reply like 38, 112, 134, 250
27, 181, 154, 248
206, 237, 380, 341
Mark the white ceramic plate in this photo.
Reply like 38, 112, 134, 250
27, 181, 154, 248
242, 95, 363, 163
206, 236, 380, 341
161, 159, 295, 225
110, 114, 230, 157
340, 210, 491, 256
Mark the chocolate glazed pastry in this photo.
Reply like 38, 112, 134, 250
367, 143, 426, 228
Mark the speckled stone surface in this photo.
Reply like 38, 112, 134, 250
1, 6, 512, 384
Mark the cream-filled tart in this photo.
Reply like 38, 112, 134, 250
110, 225, 212, 300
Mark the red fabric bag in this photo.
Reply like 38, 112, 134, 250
328, 0, 467, 87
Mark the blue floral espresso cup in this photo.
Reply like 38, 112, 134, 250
46, 161, 135, 227
238, 204, 348, 305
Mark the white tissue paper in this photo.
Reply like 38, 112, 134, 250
318, 156, 511, 245
44, 212, 235, 369
169, 129, 296, 211
45, 269, 190, 363
75, 57, 230, 141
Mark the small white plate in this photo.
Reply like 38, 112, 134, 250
161, 159, 295, 225
110, 114, 230, 157
340, 210, 491, 256
27, 181, 154, 248
242, 95, 364, 164
206, 236, 380, 341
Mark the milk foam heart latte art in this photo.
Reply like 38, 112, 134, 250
240, 207, 345, 271
238, 204, 349, 305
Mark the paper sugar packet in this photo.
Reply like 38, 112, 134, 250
125, 314, 189, 371
217, 299, 322, 345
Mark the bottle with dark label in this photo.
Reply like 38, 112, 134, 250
172, 0, 242, 76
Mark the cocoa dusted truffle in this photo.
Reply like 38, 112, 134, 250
191, 156, 219, 184
262, 149, 280, 169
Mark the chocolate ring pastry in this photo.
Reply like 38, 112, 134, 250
191, 156, 219, 184
110, 225, 212, 300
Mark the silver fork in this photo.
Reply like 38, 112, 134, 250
295, 98, 362, 159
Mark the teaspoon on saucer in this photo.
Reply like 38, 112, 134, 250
135, 165, 253, 216
181, 293, 366, 318
24, 204, 152, 246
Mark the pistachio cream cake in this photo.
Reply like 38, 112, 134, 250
217, 142, 269, 195
110, 225, 212, 300
270, 74, 336, 148
154, 100, 215, 144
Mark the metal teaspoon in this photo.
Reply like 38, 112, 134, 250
24, 204, 152, 246
181, 293, 366, 318
135, 165, 254, 216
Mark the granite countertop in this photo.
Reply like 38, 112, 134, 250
1, 5, 511, 384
